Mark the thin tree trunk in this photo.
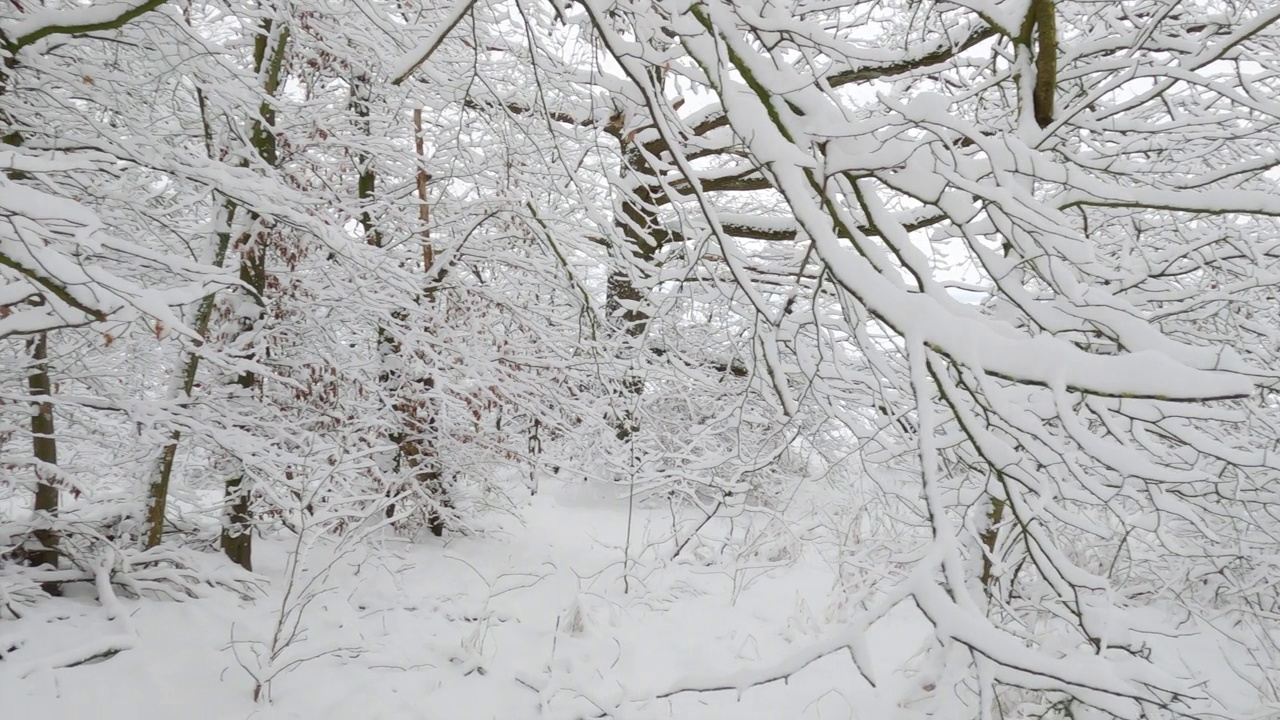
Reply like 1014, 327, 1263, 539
221, 225, 265, 570
143, 7, 239, 548
979, 494, 1005, 591
352, 99, 451, 536
974, 0, 1057, 595
220, 16, 291, 571
1032, 0, 1057, 128
3, 55, 61, 593
146, 199, 237, 548
350, 74, 412, 522
411, 107, 449, 537
27, 332, 61, 594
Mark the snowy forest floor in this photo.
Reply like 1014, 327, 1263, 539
5, 477, 1269, 720
4, 477, 926, 720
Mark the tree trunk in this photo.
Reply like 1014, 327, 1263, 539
144, 24, 237, 549
972, 0, 1057, 599
411, 108, 449, 536
604, 120, 664, 442
27, 332, 61, 594
146, 200, 236, 548
4, 55, 60, 593
219, 16, 290, 571
351, 73, 404, 520
1031, 0, 1057, 128
979, 493, 1005, 592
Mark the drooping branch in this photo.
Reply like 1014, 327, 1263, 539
826, 23, 999, 87
0, 251, 107, 322
389, 0, 479, 85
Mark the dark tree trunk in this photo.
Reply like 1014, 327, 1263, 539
27, 332, 61, 594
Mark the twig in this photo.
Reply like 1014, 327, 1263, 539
671, 500, 723, 561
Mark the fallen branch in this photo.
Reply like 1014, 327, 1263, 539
11, 634, 136, 679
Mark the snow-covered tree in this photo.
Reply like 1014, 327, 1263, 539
2, 0, 232, 587
399, 0, 1280, 715
5, 0, 1280, 716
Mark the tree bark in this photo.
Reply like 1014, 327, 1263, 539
1032, 0, 1057, 128
27, 332, 61, 594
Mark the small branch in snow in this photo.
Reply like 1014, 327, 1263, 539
671, 500, 722, 561
12, 635, 135, 679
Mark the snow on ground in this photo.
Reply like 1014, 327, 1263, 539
3, 478, 922, 719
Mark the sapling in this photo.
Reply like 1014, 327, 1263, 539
229, 445, 392, 703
